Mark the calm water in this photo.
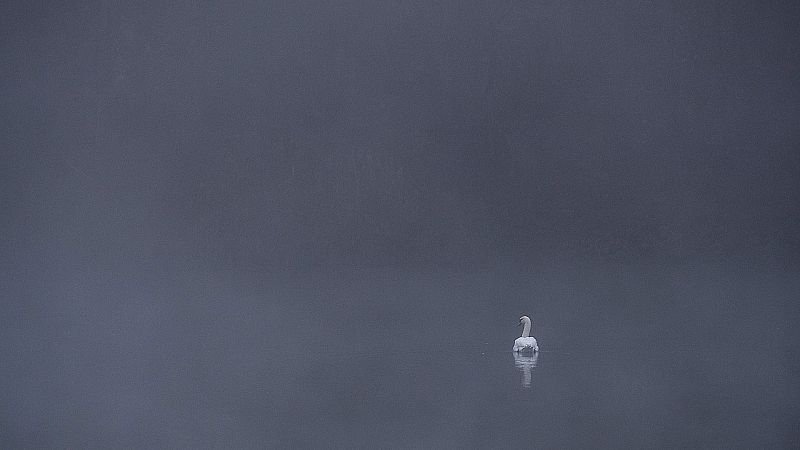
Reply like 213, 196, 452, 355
3, 261, 799, 448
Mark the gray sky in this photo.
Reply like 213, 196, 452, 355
3, 0, 798, 271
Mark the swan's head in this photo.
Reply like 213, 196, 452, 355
518, 315, 531, 327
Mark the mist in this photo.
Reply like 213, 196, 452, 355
2, 1, 799, 447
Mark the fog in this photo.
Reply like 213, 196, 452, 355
2, 1, 798, 447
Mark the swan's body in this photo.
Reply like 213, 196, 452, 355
513, 315, 538, 352
513, 336, 538, 352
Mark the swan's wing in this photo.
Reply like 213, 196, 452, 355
514, 337, 536, 352
513, 337, 539, 352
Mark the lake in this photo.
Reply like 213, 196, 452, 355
2, 259, 798, 448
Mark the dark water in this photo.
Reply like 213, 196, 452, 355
3, 260, 799, 448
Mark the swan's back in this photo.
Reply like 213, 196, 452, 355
513, 336, 538, 352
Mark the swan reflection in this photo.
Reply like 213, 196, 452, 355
513, 351, 538, 388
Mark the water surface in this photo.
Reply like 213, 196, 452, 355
3, 261, 798, 448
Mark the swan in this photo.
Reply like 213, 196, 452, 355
513, 315, 539, 352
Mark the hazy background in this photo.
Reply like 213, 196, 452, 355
1, 0, 798, 447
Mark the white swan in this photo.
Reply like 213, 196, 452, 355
513, 315, 539, 352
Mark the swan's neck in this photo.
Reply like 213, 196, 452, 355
521, 321, 531, 338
